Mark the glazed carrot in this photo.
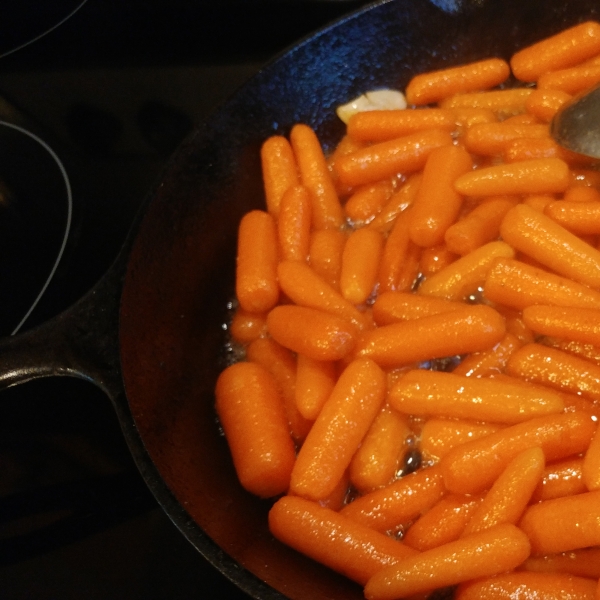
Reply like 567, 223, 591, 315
444, 196, 518, 256
344, 180, 394, 224
405, 58, 510, 106
483, 257, 600, 310
583, 424, 600, 490
541, 335, 600, 367
372, 291, 465, 326
368, 173, 421, 233
377, 209, 414, 293
277, 184, 312, 262
519, 489, 600, 555
502, 137, 581, 163
419, 418, 501, 462
294, 354, 336, 421
266, 305, 357, 361
439, 88, 533, 114
451, 106, 497, 128
452, 332, 522, 377
290, 123, 344, 229
340, 464, 446, 534
289, 358, 386, 501
530, 457, 587, 503
523, 305, 600, 346
215, 362, 296, 498
388, 369, 564, 424
419, 244, 458, 277
348, 405, 411, 494
565, 186, 600, 203
538, 64, 600, 94
456, 572, 598, 600
544, 200, 600, 235
525, 88, 573, 122
246, 337, 312, 443
440, 412, 596, 495
364, 523, 531, 600
347, 108, 456, 142
308, 228, 347, 289
340, 228, 384, 304
268, 496, 418, 586
402, 493, 484, 552
464, 121, 549, 156
522, 548, 600, 579
417, 240, 515, 301
333, 128, 453, 188
506, 342, 600, 400
328, 134, 367, 196
461, 447, 545, 536
354, 304, 506, 369
277, 260, 368, 329
236, 209, 279, 313
228, 309, 267, 344
260, 135, 299, 216
408, 144, 473, 248
511, 21, 600, 82
454, 158, 570, 196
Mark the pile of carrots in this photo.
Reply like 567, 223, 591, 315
215, 20, 600, 600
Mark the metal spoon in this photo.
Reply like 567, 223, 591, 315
551, 83, 600, 159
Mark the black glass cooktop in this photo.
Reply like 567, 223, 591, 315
0, 2, 369, 598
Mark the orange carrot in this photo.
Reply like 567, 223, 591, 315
260, 135, 299, 216
377, 209, 414, 293
235, 209, 279, 313
530, 457, 587, 503
344, 180, 394, 224
461, 447, 545, 536
290, 123, 344, 229
277, 184, 312, 261
308, 228, 347, 289
215, 361, 296, 498
268, 495, 418, 586
364, 523, 531, 600
294, 354, 336, 421
541, 335, 600, 368
440, 412, 596, 495
454, 158, 570, 196
405, 58, 510, 105
519, 489, 600, 555
451, 106, 497, 128
544, 200, 600, 235
354, 304, 506, 369
511, 21, 600, 82
340, 464, 446, 534
368, 173, 421, 233
266, 305, 357, 361
228, 309, 267, 344
439, 88, 533, 114
452, 332, 522, 377
340, 228, 384, 304
464, 121, 549, 156
525, 88, 573, 122
538, 64, 600, 94
372, 291, 465, 326
502, 137, 584, 163
583, 423, 600, 491
408, 144, 473, 248
290, 358, 386, 501
419, 244, 458, 277
456, 572, 598, 600
522, 548, 600, 579
388, 369, 564, 424
523, 305, 600, 347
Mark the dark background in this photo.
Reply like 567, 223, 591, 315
0, 2, 370, 598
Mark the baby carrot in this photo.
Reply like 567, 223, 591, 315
228, 309, 267, 344
308, 228, 347, 289
388, 369, 564, 424
377, 209, 413, 293
405, 58, 510, 105
502, 137, 581, 163
419, 244, 458, 277
451, 106, 497, 128
456, 572, 598, 600
523, 548, 600, 579
408, 144, 473, 248
530, 457, 587, 503
461, 447, 545, 536
347, 108, 456, 142
440, 412, 596, 495
268, 495, 418, 586
266, 305, 357, 361
290, 123, 344, 229
463, 121, 549, 156
340, 464, 446, 534
537, 64, 600, 94
372, 291, 465, 326
444, 196, 518, 256
583, 424, 600, 491
333, 128, 453, 188
451, 332, 522, 377
340, 228, 384, 305
290, 358, 386, 502
260, 135, 299, 216
541, 335, 600, 367
236, 209, 279, 314
525, 88, 573, 122
354, 304, 506, 369
368, 172, 421, 234
215, 362, 296, 498
519, 489, 600, 555
506, 342, 600, 400
364, 523, 531, 600
454, 158, 570, 196
544, 200, 600, 235
277, 184, 312, 262
523, 305, 600, 346
439, 88, 533, 114
402, 493, 484, 552
294, 354, 336, 421
348, 405, 411, 494
485, 257, 600, 311
417, 240, 515, 301
510, 21, 600, 82
343, 180, 394, 224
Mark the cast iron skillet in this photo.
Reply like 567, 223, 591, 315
1, 0, 599, 597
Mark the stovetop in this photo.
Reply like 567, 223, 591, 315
0, 2, 369, 598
